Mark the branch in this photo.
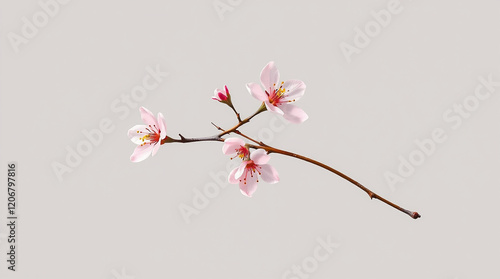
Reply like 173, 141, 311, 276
246, 143, 421, 220
234, 130, 267, 146
211, 122, 225, 132
160, 116, 421, 219
161, 135, 223, 144
162, 103, 267, 145
218, 102, 266, 137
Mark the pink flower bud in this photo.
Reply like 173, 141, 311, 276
212, 85, 230, 102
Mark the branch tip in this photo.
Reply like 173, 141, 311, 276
211, 122, 225, 132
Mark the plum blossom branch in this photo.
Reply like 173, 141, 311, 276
128, 61, 421, 220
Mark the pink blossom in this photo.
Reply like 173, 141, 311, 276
246, 61, 308, 123
222, 137, 249, 159
212, 85, 230, 102
228, 149, 279, 197
128, 107, 167, 162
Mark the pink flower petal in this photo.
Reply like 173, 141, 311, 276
157, 113, 167, 140
128, 125, 149, 144
250, 149, 270, 165
246, 83, 268, 102
260, 61, 279, 94
260, 164, 279, 184
281, 80, 306, 102
130, 144, 155, 162
264, 100, 284, 116
228, 167, 240, 184
212, 89, 221, 101
222, 138, 246, 155
239, 173, 258, 197
139, 107, 158, 126
280, 104, 309, 123
151, 142, 161, 156
213, 88, 228, 101
235, 161, 249, 179
218, 92, 227, 101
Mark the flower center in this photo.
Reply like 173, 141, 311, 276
240, 161, 262, 184
136, 124, 161, 146
267, 81, 293, 106
231, 146, 250, 160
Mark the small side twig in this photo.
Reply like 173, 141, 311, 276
211, 122, 225, 132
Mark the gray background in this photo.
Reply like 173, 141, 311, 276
1, 0, 499, 278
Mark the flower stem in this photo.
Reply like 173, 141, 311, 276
246, 143, 421, 220
228, 104, 242, 122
